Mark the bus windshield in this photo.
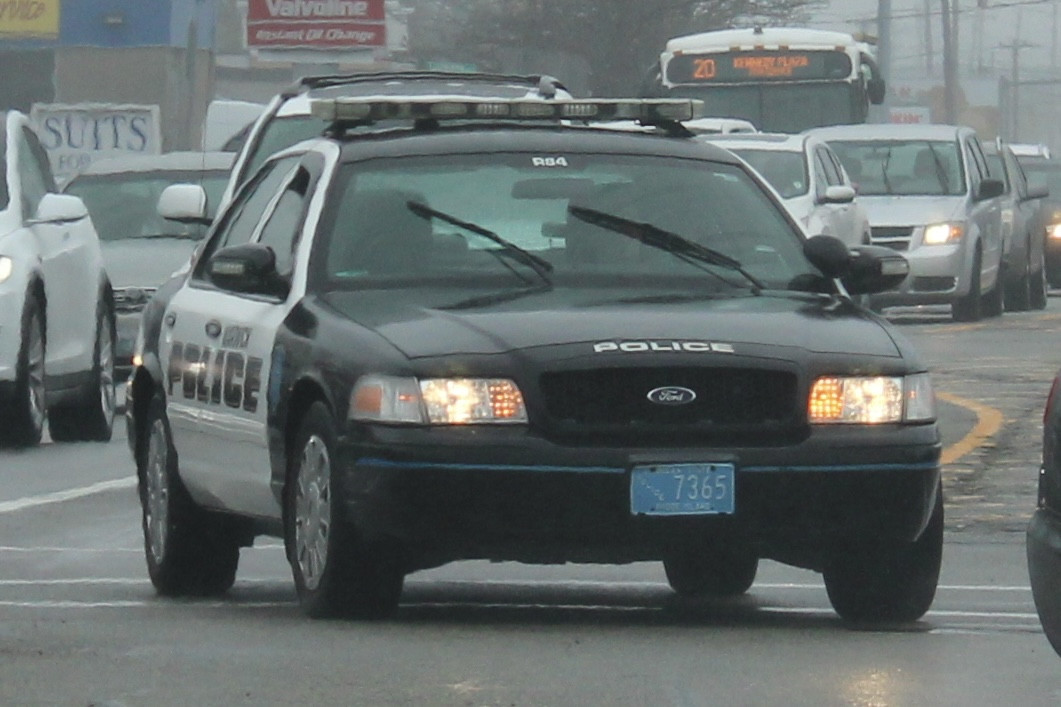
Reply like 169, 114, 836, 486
670, 83, 861, 133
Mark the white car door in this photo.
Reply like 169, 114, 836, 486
811, 146, 863, 247
162, 153, 312, 518
15, 123, 95, 377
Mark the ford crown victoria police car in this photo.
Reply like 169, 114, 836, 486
125, 97, 941, 622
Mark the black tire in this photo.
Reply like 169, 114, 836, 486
1005, 247, 1032, 312
284, 402, 404, 619
663, 545, 759, 597
823, 483, 943, 623
1031, 245, 1049, 310
49, 299, 116, 442
0, 294, 46, 447
139, 395, 240, 597
983, 261, 1004, 318
952, 248, 982, 322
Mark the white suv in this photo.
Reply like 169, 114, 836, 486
0, 110, 115, 446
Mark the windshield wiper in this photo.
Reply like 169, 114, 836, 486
131, 232, 205, 240
440, 281, 554, 311
566, 205, 765, 292
925, 142, 951, 194
406, 201, 553, 285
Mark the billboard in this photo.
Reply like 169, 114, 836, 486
246, 0, 386, 49
30, 103, 162, 184
0, 0, 60, 39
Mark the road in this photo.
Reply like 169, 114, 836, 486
1, 303, 1061, 706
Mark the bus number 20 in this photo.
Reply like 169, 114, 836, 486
693, 58, 717, 79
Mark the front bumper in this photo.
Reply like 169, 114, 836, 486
336, 422, 942, 573
869, 242, 970, 308
1027, 505, 1061, 654
0, 281, 25, 384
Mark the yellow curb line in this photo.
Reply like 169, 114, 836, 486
937, 392, 1005, 466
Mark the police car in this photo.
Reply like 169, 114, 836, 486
125, 96, 942, 622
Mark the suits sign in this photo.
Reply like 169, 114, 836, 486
246, 0, 386, 49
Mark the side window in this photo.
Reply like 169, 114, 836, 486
255, 166, 313, 276
1009, 154, 1030, 199
825, 150, 851, 186
815, 148, 843, 186
810, 150, 829, 198
966, 138, 988, 187
17, 127, 53, 216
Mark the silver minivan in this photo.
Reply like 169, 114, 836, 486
809, 124, 1005, 321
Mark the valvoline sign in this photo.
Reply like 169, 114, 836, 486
245, 0, 386, 49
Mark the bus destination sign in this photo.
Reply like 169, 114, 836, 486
666, 50, 852, 85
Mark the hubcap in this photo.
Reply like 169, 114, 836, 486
26, 311, 45, 433
97, 316, 116, 424
145, 419, 171, 564
294, 435, 331, 591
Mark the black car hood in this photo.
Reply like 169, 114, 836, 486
321, 289, 904, 361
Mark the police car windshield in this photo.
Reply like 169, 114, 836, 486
317, 153, 814, 295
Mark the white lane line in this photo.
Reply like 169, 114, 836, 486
0, 477, 136, 514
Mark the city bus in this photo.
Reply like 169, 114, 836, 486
642, 26, 886, 133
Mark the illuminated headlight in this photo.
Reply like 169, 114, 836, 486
349, 374, 527, 425
922, 222, 964, 245
1048, 223, 1061, 239
0, 256, 13, 283
809, 373, 935, 424
131, 323, 145, 369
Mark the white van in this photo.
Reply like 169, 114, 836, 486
809, 123, 1005, 321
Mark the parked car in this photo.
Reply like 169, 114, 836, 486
125, 95, 942, 624
0, 110, 115, 446
810, 123, 1006, 321
63, 151, 234, 380
1021, 158, 1061, 287
982, 140, 1049, 310
1028, 368, 1061, 657
700, 132, 871, 248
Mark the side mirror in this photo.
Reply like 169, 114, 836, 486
1026, 183, 1050, 201
977, 178, 1005, 201
31, 193, 89, 225
803, 234, 852, 279
159, 183, 211, 225
206, 243, 288, 298
821, 184, 856, 204
867, 78, 886, 105
843, 244, 910, 295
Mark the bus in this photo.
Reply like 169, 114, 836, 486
642, 26, 886, 133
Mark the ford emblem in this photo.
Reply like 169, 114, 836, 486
647, 386, 697, 405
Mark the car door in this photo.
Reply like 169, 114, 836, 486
16, 125, 94, 378
965, 136, 1003, 288
161, 152, 312, 518
811, 145, 861, 246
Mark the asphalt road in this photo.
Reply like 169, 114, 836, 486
2, 301, 1061, 706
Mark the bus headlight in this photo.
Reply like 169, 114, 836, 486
809, 373, 935, 423
350, 375, 527, 424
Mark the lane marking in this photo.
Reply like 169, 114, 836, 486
0, 477, 136, 515
937, 391, 1005, 466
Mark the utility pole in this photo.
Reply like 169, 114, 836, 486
1000, 38, 1037, 140
942, 0, 958, 123
878, 0, 892, 96
924, 0, 934, 75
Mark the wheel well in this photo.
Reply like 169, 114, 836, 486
284, 379, 331, 465
130, 368, 162, 470
29, 277, 46, 346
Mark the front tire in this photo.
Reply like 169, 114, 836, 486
1031, 245, 1049, 310
48, 299, 116, 442
823, 482, 943, 623
663, 545, 759, 597
1005, 247, 1032, 312
952, 249, 982, 322
139, 395, 240, 596
284, 402, 404, 619
0, 295, 46, 447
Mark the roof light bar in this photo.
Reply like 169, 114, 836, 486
311, 98, 704, 124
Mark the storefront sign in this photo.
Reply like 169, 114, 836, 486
245, 0, 386, 49
0, 0, 59, 38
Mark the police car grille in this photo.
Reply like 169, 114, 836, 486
538, 367, 799, 441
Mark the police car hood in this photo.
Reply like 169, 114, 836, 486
322, 290, 903, 360
856, 194, 967, 226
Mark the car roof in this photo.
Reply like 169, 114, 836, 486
69, 151, 235, 177
807, 123, 970, 141
697, 132, 809, 152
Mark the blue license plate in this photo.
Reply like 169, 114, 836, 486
630, 463, 735, 516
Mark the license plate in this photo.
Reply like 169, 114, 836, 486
630, 463, 735, 516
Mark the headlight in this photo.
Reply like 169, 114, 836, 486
922, 222, 964, 245
1047, 224, 1061, 239
809, 373, 935, 424
131, 323, 146, 369
349, 374, 527, 424
0, 256, 13, 283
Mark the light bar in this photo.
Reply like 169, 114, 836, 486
311, 97, 705, 124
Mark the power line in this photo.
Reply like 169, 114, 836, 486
821, 0, 1057, 26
